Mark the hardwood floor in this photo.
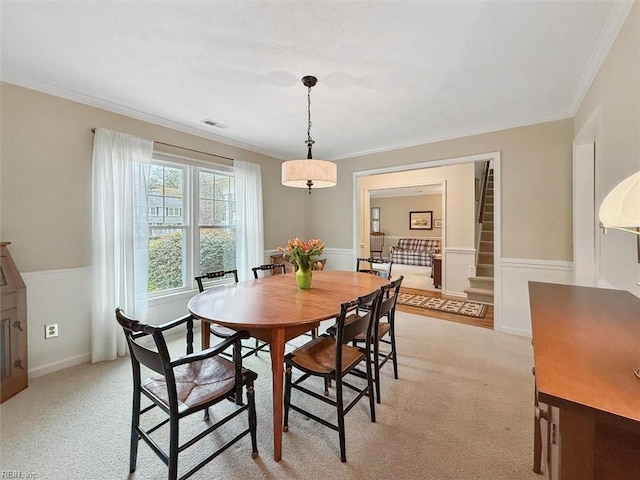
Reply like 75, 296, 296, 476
397, 287, 494, 330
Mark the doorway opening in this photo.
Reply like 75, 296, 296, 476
352, 151, 502, 329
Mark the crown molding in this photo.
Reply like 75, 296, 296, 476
1, 73, 286, 160
570, 0, 635, 115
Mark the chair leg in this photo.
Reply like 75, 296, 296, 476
373, 341, 381, 404
129, 388, 141, 473
168, 416, 179, 480
336, 376, 347, 463
365, 353, 376, 424
247, 382, 259, 459
389, 311, 398, 380
390, 321, 399, 380
283, 366, 292, 432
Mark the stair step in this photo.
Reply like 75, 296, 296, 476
464, 287, 494, 305
478, 254, 493, 265
468, 276, 494, 289
476, 265, 494, 276
479, 241, 493, 253
480, 231, 494, 241
483, 212, 493, 222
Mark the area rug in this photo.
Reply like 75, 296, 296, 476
397, 292, 488, 318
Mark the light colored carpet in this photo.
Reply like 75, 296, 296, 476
391, 264, 438, 291
0, 312, 540, 480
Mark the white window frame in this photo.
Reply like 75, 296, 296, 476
148, 153, 234, 299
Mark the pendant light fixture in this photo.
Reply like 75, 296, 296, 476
281, 75, 337, 194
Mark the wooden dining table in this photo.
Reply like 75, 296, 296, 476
187, 269, 389, 461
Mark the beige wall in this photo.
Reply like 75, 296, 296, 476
308, 119, 573, 261
0, 83, 308, 272
574, 2, 640, 295
371, 194, 442, 238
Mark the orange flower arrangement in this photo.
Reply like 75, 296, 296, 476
278, 237, 325, 271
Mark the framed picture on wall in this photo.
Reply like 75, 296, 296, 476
409, 211, 433, 230
434, 219, 442, 228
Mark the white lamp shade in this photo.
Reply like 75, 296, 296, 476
281, 159, 337, 189
598, 171, 640, 234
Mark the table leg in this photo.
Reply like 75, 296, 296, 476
270, 327, 286, 462
200, 320, 210, 350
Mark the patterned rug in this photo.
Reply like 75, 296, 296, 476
397, 292, 488, 318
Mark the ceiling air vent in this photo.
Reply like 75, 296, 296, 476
201, 119, 228, 129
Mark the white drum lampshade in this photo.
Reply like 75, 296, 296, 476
598, 171, 640, 235
281, 159, 337, 189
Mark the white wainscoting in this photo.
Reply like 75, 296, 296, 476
23, 267, 92, 378
443, 247, 476, 298
20, 253, 575, 377
23, 267, 200, 378
497, 258, 573, 337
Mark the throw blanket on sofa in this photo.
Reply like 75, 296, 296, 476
390, 238, 440, 267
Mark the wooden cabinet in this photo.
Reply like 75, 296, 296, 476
529, 282, 640, 480
432, 254, 441, 288
1, 242, 28, 403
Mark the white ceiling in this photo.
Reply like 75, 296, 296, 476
1, 1, 633, 160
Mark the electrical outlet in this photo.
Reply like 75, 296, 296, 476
45, 323, 59, 339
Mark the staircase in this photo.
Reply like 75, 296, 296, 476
465, 168, 494, 304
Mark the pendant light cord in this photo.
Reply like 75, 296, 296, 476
306, 84, 315, 159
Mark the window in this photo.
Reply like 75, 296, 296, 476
147, 156, 235, 295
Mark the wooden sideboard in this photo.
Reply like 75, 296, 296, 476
1, 242, 28, 403
529, 282, 640, 480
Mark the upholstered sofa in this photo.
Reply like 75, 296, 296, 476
389, 238, 440, 267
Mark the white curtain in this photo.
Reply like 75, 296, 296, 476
234, 160, 264, 281
91, 128, 153, 362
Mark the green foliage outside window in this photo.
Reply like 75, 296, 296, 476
148, 229, 236, 293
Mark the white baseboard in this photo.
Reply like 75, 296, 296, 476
29, 353, 91, 379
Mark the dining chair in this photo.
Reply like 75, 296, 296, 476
115, 308, 258, 480
283, 289, 382, 463
356, 257, 393, 279
251, 263, 286, 277
351, 275, 403, 403
369, 232, 385, 259
195, 269, 269, 358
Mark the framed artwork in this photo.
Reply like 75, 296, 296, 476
434, 219, 442, 228
371, 220, 380, 232
409, 210, 433, 230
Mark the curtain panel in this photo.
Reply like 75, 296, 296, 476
234, 160, 264, 281
91, 128, 153, 362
